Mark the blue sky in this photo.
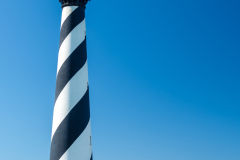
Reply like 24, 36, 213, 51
0, 0, 239, 159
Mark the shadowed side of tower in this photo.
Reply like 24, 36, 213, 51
50, 1, 92, 160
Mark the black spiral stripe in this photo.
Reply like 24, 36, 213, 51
55, 38, 87, 103
50, 90, 90, 160
59, 6, 85, 48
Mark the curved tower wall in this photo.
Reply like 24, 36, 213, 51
50, 3, 92, 160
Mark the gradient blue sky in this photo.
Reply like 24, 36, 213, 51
0, 0, 239, 159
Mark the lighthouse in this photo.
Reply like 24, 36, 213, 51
50, 0, 92, 160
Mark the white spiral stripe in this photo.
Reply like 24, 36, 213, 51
61, 6, 78, 27
51, 61, 89, 139
60, 120, 92, 160
57, 19, 86, 74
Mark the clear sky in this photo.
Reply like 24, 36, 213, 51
0, 0, 239, 159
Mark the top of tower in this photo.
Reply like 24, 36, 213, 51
59, 0, 90, 8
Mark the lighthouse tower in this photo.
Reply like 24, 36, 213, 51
50, 0, 92, 160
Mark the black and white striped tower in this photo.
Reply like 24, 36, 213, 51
50, 0, 92, 160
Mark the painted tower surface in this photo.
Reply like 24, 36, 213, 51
50, 0, 92, 160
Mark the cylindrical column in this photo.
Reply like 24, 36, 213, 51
50, 3, 92, 160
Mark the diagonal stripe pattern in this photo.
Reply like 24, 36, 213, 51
50, 6, 92, 160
